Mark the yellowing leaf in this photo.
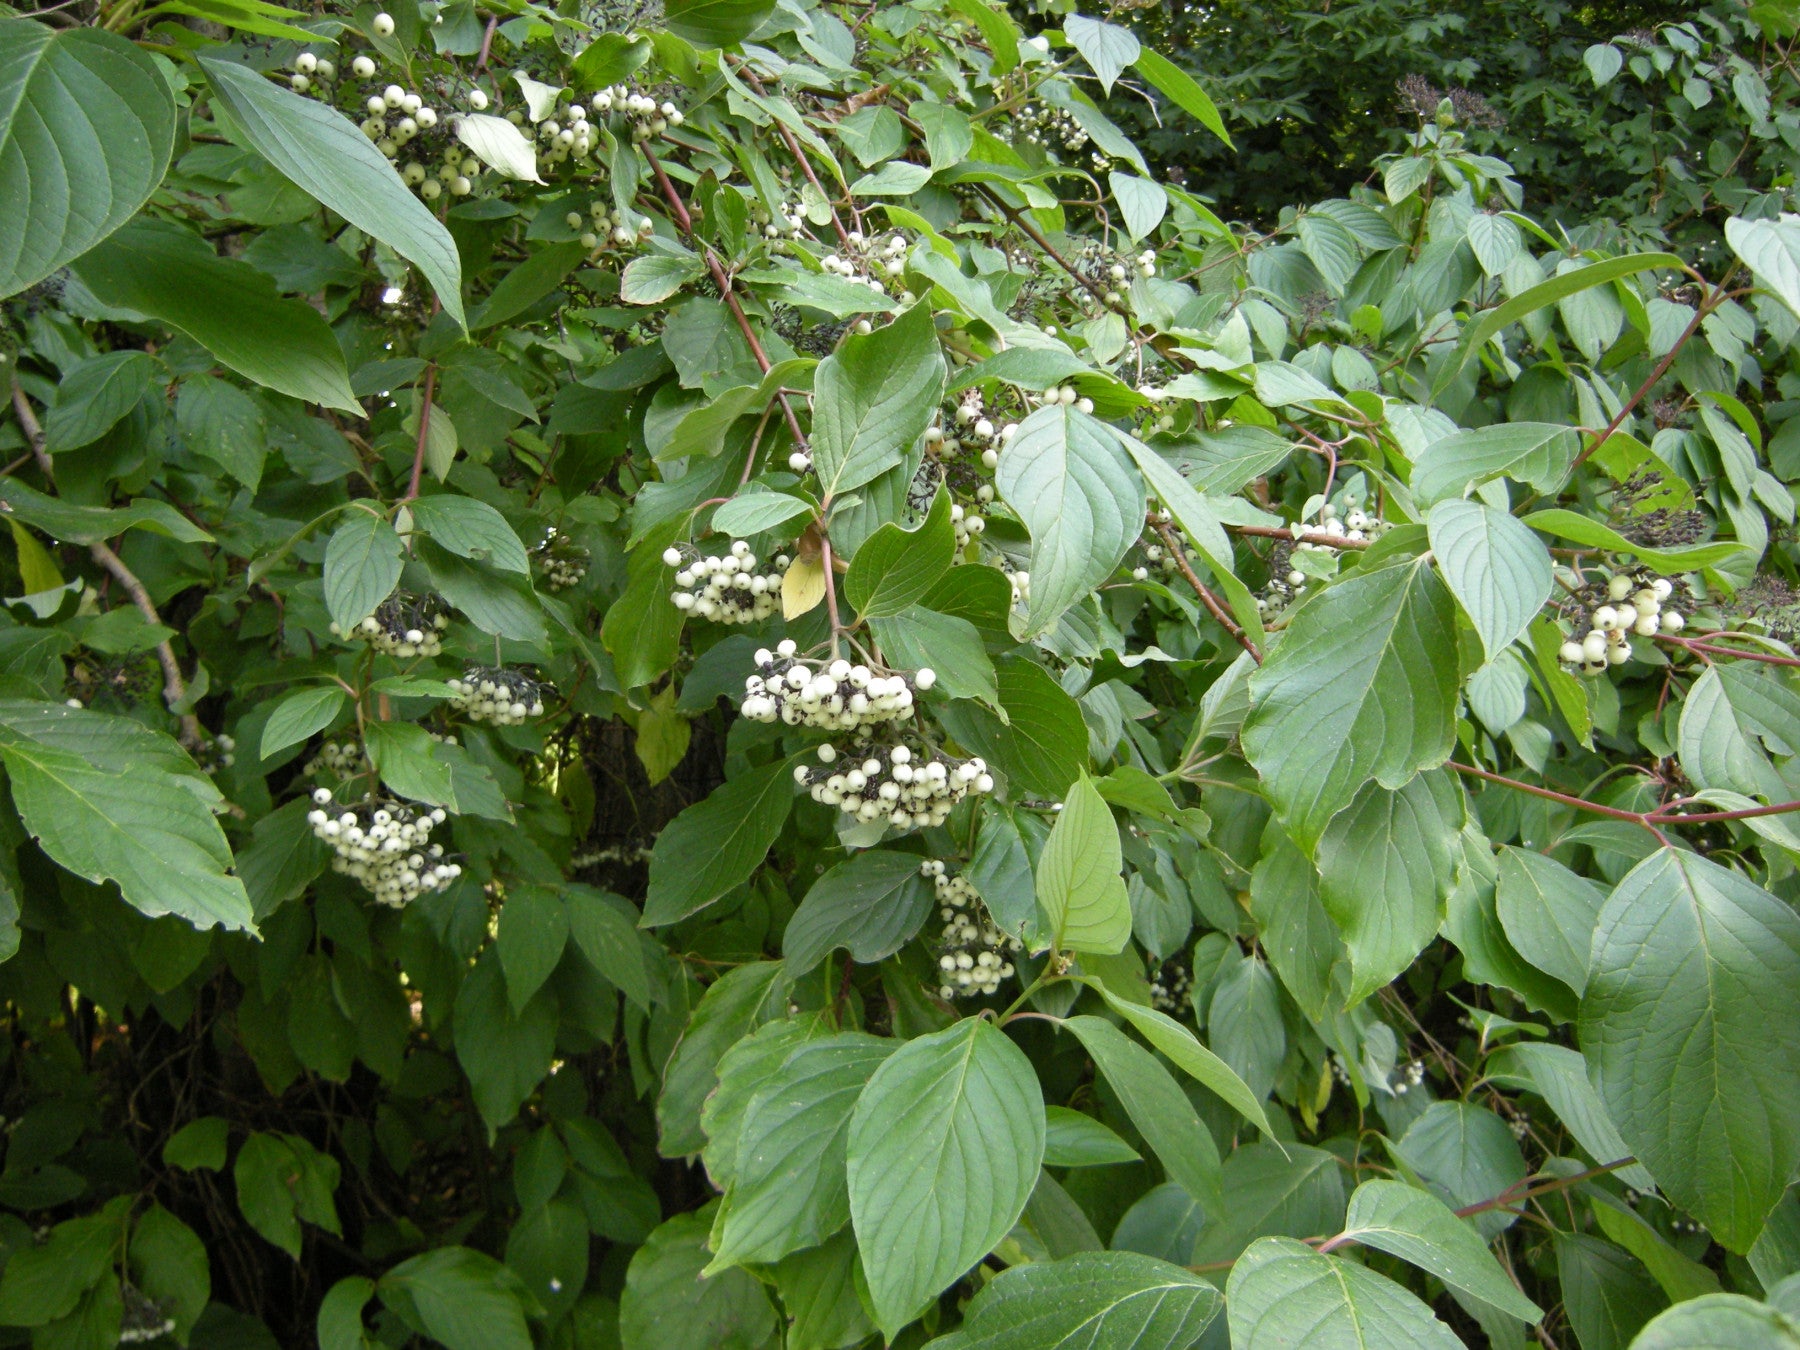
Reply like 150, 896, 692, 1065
783, 555, 826, 619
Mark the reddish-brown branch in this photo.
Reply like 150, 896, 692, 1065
10, 380, 203, 745
1228, 522, 1371, 549
1659, 632, 1800, 667
734, 63, 857, 244
642, 145, 809, 455
1154, 522, 1261, 663
1450, 759, 1800, 830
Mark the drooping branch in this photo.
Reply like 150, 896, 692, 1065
10, 379, 204, 745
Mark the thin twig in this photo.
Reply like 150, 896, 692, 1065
1153, 521, 1261, 662
11, 380, 203, 744
1449, 758, 1800, 830
641, 145, 810, 451
735, 62, 858, 245
1228, 522, 1371, 550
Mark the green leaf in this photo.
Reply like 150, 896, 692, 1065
1581, 848, 1800, 1252
1553, 1233, 1664, 1350
783, 850, 934, 975
379, 1247, 537, 1350
69, 220, 359, 413
323, 509, 404, 633
1206, 956, 1285, 1102
1297, 212, 1362, 296
1243, 558, 1459, 851
43, 350, 154, 453
946, 0, 1019, 74
1494, 846, 1606, 994
565, 885, 652, 1011
0, 734, 252, 932
1584, 43, 1624, 85
1036, 772, 1130, 955
365, 719, 453, 806
0, 20, 175, 297
1448, 252, 1683, 383
418, 541, 544, 642
497, 884, 570, 1015
453, 948, 558, 1139
922, 1250, 1220, 1350
664, 0, 776, 46
844, 487, 954, 617
997, 406, 1145, 638
711, 488, 816, 538
603, 523, 684, 691
812, 301, 946, 497
850, 161, 933, 196
1132, 47, 1232, 149
1488, 1043, 1653, 1191
1629, 1293, 1800, 1350
848, 1018, 1044, 1338
163, 1117, 229, 1172
505, 1198, 587, 1321
1225, 1237, 1464, 1349
319, 1277, 377, 1350
177, 375, 268, 489
260, 687, 346, 760
621, 253, 704, 305
1084, 979, 1276, 1136
643, 760, 794, 926
0, 478, 213, 545
0, 1209, 121, 1327
658, 962, 792, 1157
1339, 1179, 1543, 1321
572, 32, 651, 87
702, 1018, 827, 1189
128, 1204, 210, 1343
1064, 15, 1139, 95
1394, 1102, 1526, 1241
472, 241, 586, 329
935, 655, 1088, 798
709, 1033, 895, 1269
1410, 422, 1576, 505
1314, 771, 1464, 1002
1589, 1194, 1721, 1303
1062, 1015, 1222, 1215
870, 607, 998, 708
1190, 1142, 1347, 1266
1727, 215, 1800, 321
1110, 171, 1167, 243
1428, 499, 1553, 662
409, 496, 530, 574
1042, 1106, 1140, 1166
620, 1212, 776, 1350
199, 55, 465, 328
1523, 508, 1745, 573
234, 1131, 341, 1260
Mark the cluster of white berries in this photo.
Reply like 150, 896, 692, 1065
1131, 539, 1189, 581
925, 861, 1020, 998
665, 541, 790, 624
194, 734, 237, 774
1506, 1111, 1531, 1141
1148, 958, 1193, 1014
1558, 572, 1683, 675
448, 667, 548, 726
817, 231, 911, 296
1012, 102, 1102, 169
287, 49, 338, 90
404, 144, 484, 201
1387, 1059, 1427, 1096
1037, 384, 1096, 414
354, 83, 447, 176
795, 739, 992, 830
743, 643, 929, 730
764, 199, 810, 239
590, 82, 685, 142
568, 199, 652, 250
118, 1282, 175, 1345
330, 594, 449, 659
306, 790, 461, 907
306, 739, 372, 779
1008, 570, 1031, 608
926, 391, 1019, 474
533, 526, 589, 590
949, 501, 986, 552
